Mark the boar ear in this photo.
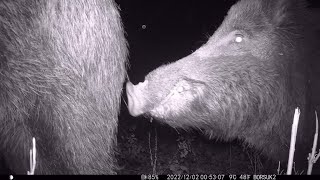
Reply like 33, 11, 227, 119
272, 0, 308, 26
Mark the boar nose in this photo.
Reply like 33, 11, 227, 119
126, 81, 147, 117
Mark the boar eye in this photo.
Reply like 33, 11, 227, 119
235, 34, 244, 43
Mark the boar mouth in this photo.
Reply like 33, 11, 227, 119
126, 78, 206, 118
148, 78, 207, 119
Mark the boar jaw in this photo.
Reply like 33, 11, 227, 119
150, 79, 205, 119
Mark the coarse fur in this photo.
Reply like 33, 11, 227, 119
0, 0, 128, 174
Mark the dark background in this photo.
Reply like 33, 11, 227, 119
115, 0, 320, 175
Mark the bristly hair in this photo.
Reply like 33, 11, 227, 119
230, 0, 309, 28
